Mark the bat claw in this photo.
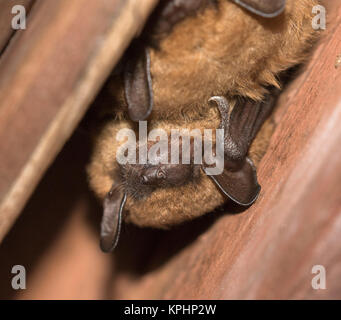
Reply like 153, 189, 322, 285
206, 90, 278, 206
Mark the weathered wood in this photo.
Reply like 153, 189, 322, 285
0, 0, 35, 54
0, 0, 158, 243
0, 132, 113, 299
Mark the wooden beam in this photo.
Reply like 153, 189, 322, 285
0, 0, 158, 243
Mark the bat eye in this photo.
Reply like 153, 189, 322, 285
157, 168, 166, 179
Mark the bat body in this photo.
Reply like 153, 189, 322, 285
87, 0, 319, 252
118, 0, 318, 120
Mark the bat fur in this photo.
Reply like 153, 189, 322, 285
87, 0, 319, 231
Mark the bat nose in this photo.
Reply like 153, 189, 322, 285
141, 167, 166, 185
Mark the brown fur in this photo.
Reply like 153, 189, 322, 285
87, 0, 319, 228
88, 106, 273, 228
111, 0, 318, 120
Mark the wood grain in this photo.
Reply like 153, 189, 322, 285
0, 0, 35, 54
0, 0, 158, 243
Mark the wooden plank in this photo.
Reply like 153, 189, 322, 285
0, 0, 158, 243
0, 0, 35, 54
110, 1, 341, 299
0, 132, 113, 299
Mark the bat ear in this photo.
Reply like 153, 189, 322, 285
202, 157, 261, 206
233, 0, 286, 18
100, 187, 127, 253
124, 45, 154, 122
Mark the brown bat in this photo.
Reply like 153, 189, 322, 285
120, 0, 317, 121
87, 0, 319, 252
96, 89, 278, 252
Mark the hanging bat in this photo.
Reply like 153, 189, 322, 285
87, 0, 319, 252
96, 88, 279, 252
121, 0, 318, 121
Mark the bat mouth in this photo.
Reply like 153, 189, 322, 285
117, 162, 201, 200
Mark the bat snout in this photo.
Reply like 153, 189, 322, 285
140, 167, 166, 186
119, 161, 200, 199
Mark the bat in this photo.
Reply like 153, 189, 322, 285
98, 88, 279, 252
122, 0, 315, 121
87, 0, 319, 252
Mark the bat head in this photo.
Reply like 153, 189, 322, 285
118, 147, 200, 201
